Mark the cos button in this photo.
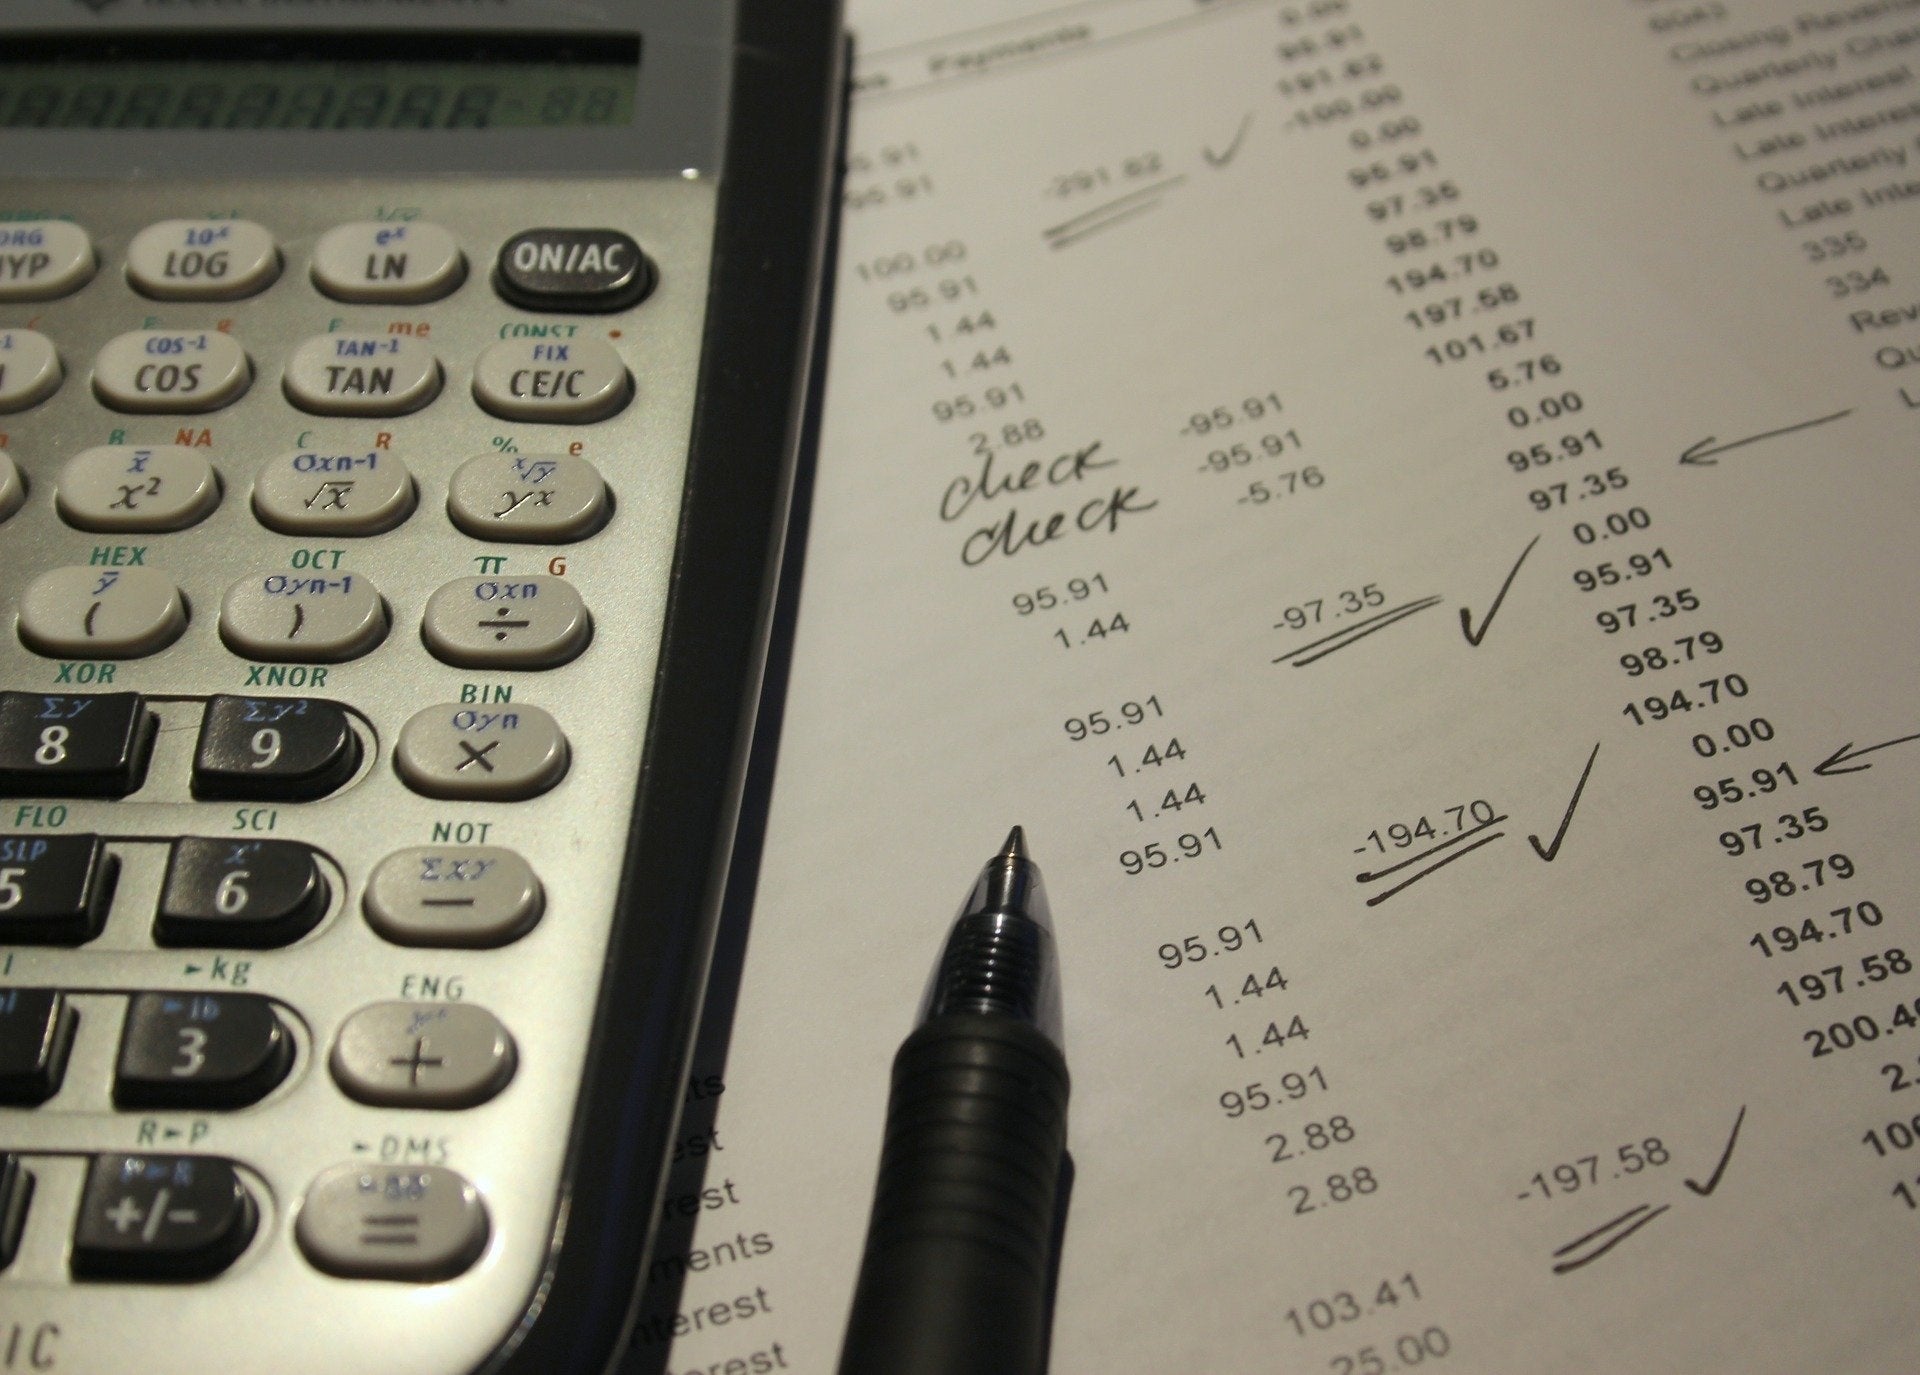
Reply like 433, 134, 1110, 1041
494, 228, 652, 313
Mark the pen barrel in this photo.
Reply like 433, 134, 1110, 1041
838, 1013, 1070, 1375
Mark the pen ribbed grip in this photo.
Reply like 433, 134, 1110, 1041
837, 1013, 1070, 1375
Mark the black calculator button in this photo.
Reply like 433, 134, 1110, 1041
191, 695, 360, 801
154, 837, 329, 948
0, 987, 77, 1105
0, 834, 116, 944
494, 227, 652, 312
72, 1153, 256, 1281
114, 992, 292, 1110
0, 691, 153, 797
0, 1154, 29, 1272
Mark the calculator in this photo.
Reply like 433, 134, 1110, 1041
0, 3, 841, 1372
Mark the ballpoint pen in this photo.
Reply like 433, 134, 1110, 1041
837, 827, 1071, 1375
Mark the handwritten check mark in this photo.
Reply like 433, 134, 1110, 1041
1459, 534, 1540, 648
1203, 113, 1253, 168
1684, 1105, 1748, 1197
1528, 742, 1600, 863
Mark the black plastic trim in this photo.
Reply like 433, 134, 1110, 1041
481, 2, 846, 1372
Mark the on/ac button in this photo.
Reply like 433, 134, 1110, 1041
493, 227, 652, 313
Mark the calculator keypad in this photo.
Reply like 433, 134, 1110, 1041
0, 177, 712, 1365
0, 330, 63, 413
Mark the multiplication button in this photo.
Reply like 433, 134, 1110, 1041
312, 221, 465, 304
283, 333, 441, 417
93, 329, 251, 414
446, 452, 609, 542
0, 329, 61, 413
393, 703, 569, 801
17, 568, 187, 659
56, 445, 221, 533
472, 338, 629, 423
192, 695, 360, 801
330, 1001, 516, 1108
0, 220, 95, 301
423, 575, 591, 669
0, 691, 155, 797
364, 846, 543, 948
220, 571, 387, 662
297, 1163, 488, 1281
72, 1154, 257, 1281
154, 838, 330, 948
253, 448, 415, 536
126, 219, 278, 301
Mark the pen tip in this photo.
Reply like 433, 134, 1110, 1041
1000, 826, 1029, 862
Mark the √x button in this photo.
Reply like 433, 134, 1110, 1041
455, 740, 499, 773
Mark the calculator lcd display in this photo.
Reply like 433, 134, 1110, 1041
0, 33, 640, 131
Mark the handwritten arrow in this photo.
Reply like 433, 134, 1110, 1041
1459, 535, 1539, 648
1678, 408, 1852, 466
1813, 730, 1920, 777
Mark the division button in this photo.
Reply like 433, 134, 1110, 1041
297, 1162, 488, 1281
191, 695, 360, 802
154, 837, 330, 948
0, 834, 117, 944
0, 691, 155, 797
0, 451, 23, 524
330, 1001, 516, 1108
252, 448, 415, 536
0, 220, 96, 301
0, 329, 62, 413
312, 221, 465, 304
472, 337, 629, 424
0, 988, 78, 1105
393, 703, 569, 801
219, 571, 387, 663
17, 567, 188, 659
283, 333, 441, 417
0, 1155, 29, 1272
73, 1154, 257, 1280
363, 846, 542, 948
126, 219, 279, 301
494, 227, 651, 312
92, 329, 251, 414
114, 991, 294, 1109
422, 575, 591, 669
56, 445, 221, 533
446, 452, 609, 543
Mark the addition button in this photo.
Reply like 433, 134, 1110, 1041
296, 1163, 488, 1281
72, 1153, 257, 1281
330, 1001, 516, 1108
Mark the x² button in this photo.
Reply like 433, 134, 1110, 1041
394, 702, 569, 801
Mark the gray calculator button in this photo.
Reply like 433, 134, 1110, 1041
329, 1001, 516, 1108
18, 568, 187, 659
219, 571, 387, 663
93, 330, 251, 414
393, 703, 569, 801
0, 452, 22, 524
446, 452, 609, 542
311, 222, 465, 304
253, 448, 415, 536
296, 1162, 488, 1281
422, 575, 591, 670
56, 445, 221, 533
126, 218, 279, 301
364, 846, 543, 948
0, 221, 95, 301
471, 338, 630, 423
0, 330, 61, 413
283, 333, 441, 417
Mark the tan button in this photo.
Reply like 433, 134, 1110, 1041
283, 334, 440, 417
